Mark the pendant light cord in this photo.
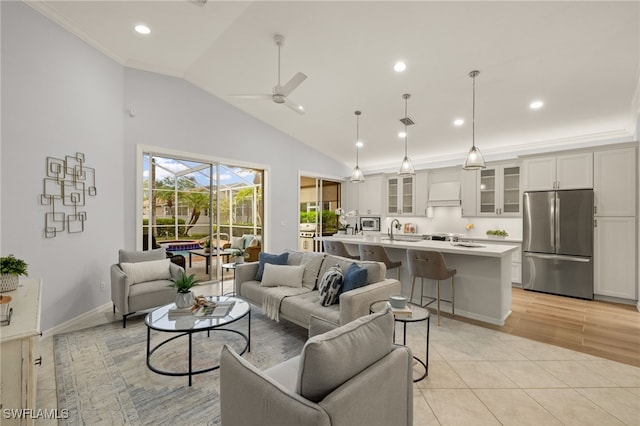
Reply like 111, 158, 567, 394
356, 111, 360, 165
470, 70, 479, 149
404, 95, 409, 157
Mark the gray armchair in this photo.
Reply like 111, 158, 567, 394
111, 248, 183, 328
220, 308, 413, 426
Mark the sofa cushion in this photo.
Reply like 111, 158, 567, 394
318, 255, 385, 285
318, 265, 343, 306
287, 251, 326, 290
255, 252, 289, 281
341, 263, 368, 293
296, 308, 394, 402
119, 248, 166, 264
120, 258, 172, 285
260, 264, 305, 288
279, 291, 340, 327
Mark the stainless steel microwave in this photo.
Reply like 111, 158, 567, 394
360, 216, 380, 231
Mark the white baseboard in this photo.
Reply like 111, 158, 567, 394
42, 301, 113, 339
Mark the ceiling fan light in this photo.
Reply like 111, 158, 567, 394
463, 145, 486, 170
398, 156, 415, 176
350, 165, 365, 183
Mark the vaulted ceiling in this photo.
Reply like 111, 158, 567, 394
28, 1, 640, 173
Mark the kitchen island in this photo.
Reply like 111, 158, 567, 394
322, 235, 519, 325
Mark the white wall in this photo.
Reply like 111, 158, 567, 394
2, 1, 124, 329
1, 2, 349, 330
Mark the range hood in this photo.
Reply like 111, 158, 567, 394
427, 182, 461, 207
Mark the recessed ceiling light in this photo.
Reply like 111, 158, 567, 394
454, 118, 464, 126
134, 24, 151, 35
356, 141, 364, 148
298, 105, 304, 111
398, 131, 407, 138
530, 100, 544, 110
394, 61, 407, 72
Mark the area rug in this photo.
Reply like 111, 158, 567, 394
54, 310, 308, 425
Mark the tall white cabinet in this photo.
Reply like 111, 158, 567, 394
0, 279, 42, 426
522, 152, 593, 190
593, 147, 637, 300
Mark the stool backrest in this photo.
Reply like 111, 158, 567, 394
324, 241, 351, 258
406, 249, 452, 280
359, 245, 393, 267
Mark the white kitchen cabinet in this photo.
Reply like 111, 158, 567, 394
358, 175, 383, 216
414, 171, 429, 216
594, 147, 637, 217
387, 175, 414, 215
463, 239, 522, 284
1, 279, 42, 426
344, 180, 360, 215
594, 216, 637, 300
522, 152, 593, 191
461, 169, 477, 217
477, 163, 521, 216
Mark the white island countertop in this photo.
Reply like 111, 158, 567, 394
322, 235, 519, 258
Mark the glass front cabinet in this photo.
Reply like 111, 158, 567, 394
478, 163, 521, 216
387, 175, 414, 215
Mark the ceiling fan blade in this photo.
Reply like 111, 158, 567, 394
283, 97, 305, 115
228, 94, 272, 100
278, 72, 307, 97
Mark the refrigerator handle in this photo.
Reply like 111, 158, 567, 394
524, 253, 591, 263
554, 193, 560, 252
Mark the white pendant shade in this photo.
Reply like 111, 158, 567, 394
350, 165, 364, 182
463, 146, 486, 170
398, 156, 415, 176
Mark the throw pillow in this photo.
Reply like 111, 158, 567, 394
120, 258, 171, 285
230, 237, 244, 250
341, 263, 369, 293
255, 252, 289, 281
247, 237, 260, 248
296, 308, 395, 402
318, 265, 343, 306
260, 263, 305, 288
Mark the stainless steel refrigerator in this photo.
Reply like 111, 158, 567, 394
522, 189, 594, 299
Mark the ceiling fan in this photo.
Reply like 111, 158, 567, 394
230, 34, 307, 115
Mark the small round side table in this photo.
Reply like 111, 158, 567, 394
370, 300, 430, 382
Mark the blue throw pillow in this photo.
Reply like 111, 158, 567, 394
255, 252, 289, 281
341, 263, 368, 293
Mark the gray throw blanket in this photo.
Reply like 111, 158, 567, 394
262, 286, 311, 322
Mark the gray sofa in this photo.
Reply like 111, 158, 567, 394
234, 250, 401, 328
220, 308, 413, 426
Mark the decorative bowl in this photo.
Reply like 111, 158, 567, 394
388, 295, 408, 309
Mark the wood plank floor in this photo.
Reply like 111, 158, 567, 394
444, 288, 640, 367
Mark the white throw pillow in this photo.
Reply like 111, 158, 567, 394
260, 263, 305, 288
120, 258, 172, 285
230, 237, 244, 250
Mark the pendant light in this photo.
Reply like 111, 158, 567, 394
463, 70, 486, 170
350, 111, 365, 183
398, 93, 415, 176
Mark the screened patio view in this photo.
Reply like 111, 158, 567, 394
142, 154, 264, 283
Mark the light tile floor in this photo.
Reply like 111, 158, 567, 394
35, 282, 640, 425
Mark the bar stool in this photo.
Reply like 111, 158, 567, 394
406, 249, 456, 325
323, 240, 359, 259
358, 244, 401, 280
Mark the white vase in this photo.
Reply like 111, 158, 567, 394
0, 274, 19, 292
235, 256, 244, 264
175, 291, 194, 308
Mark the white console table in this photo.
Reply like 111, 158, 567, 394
0, 278, 42, 426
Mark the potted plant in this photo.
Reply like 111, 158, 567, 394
0, 254, 28, 292
168, 272, 200, 308
486, 229, 509, 238
231, 248, 249, 264
202, 238, 211, 253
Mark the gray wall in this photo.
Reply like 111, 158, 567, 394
1, 1, 349, 330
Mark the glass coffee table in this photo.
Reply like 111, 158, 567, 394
370, 300, 430, 382
145, 295, 250, 386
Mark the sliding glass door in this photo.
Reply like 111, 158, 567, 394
142, 152, 263, 282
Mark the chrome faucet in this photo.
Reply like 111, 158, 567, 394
389, 219, 401, 241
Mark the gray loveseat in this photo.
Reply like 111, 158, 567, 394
234, 250, 401, 328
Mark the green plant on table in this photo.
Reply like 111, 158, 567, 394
486, 229, 509, 237
231, 248, 250, 259
168, 272, 200, 293
0, 254, 28, 276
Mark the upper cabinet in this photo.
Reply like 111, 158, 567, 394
477, 162, 521, 216
460, 169, 477, 217
522, 152, 593, 191
387, 175, 415, 215
414, 171, 429, 216
359, 175, 383, 216
594, 147, 637, 217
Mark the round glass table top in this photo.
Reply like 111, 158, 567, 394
370, 300, 430, 322
145, 295, 250, 332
